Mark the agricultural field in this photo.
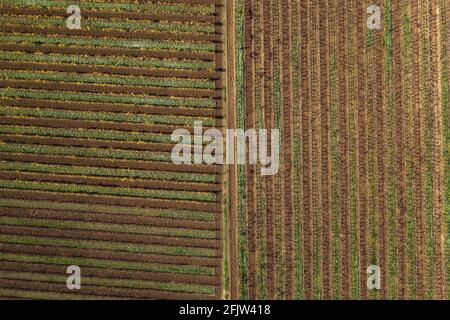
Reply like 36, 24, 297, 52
0, 0, 225, 299
229, 0, 449, 300
0, 0, 448, 301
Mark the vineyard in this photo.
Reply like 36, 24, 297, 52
229, 0, 449, 300
0, 0, 448, 300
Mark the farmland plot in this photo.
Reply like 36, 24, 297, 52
229, 0, 449, 300
0, 0, 225, 299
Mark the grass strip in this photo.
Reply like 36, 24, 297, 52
0, 198, 216, 221
0, 216, 216, 239
0, 179, 216, 202
0, 252, 215, 276
0, 234, 216, 258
